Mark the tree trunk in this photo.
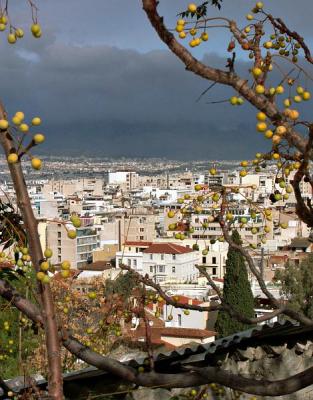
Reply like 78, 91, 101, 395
0, 102, 63, 399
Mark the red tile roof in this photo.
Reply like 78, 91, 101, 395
144, 243, 193, 255
160, 327, 215, 339
127, 326, 215, 347
124, 241, 153, 247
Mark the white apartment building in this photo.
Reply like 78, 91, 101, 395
116, 242, 199, 283
107, 171, 139, 191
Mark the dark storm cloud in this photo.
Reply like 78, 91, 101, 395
0, 0, 312, 159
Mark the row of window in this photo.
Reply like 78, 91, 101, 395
149, 254, 176, 260
149, 265, 174, 273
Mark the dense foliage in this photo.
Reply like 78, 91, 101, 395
215, 231, 255, 337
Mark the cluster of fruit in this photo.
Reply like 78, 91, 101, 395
0, 10, 42, 44
166, 177, 294, 249
0, 111, 44, 171
175, 4, 209, 48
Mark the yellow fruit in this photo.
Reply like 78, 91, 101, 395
246, 14, 254, 20
288, 109, 299, 120
179, 31, 186, 39
31, 24, 41, 35
188, 3, 197, 12
33, 134, 45, 144
240, 170, 247, 177
256, 1, 264, 9
7, 33, 16, 44
33, 30, 42, 38
19, 123, 29, 132
256, 111, 266, 121
264, 129, 273, 139
296, 86, 304, 95
201, 32, 209, 41
176, 25, 184, 33
210, 168, 217, 175
0, 15, 7, 24
0, 23, 6, 31
264, 41, 272, 49
70, 215, 82, 228
255, 84, 265, 94
294, 95, 302, 103
189, 28, 197, 36
36, 272, 45, 281
252, 67, 262, 77
32, 117, 41, 126
294, 161, 301, 169
40, 261, 49, 271
177, 19, 185, 25
12, 116, 22, 125
61, 270, 70, 279
272, 134, 282, 144
272, 153, 280, 160
16, 28, 24, 38
269, 87, 276, 96
230, 96, 238, 105
15, 111, 24, 120
276, 85, 284, 94
302, 91, 311, 101
283, 98, 291, 108
7, 153, 18, 164
257, 122, 267, 132
88, 292, 97, 300
241, 160, 248, 167
44, 248, 53, 258
67, 230, 77, 239
61, 260, 71, 270
0, 119, 9, 130
31, 158, 42, 170
276, 125, 287, 135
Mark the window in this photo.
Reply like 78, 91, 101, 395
133, 259, 137, 267
178, 314, 182, 327
161, 254, 164, 261
172, 266, 176, 273
172, 254, 176, 260
202, 257, 206, 264
58, 239, 61, 246
140, 236, 144, 240
212, 257, 217, 264
128, 247, 131, 251
212, 267, 217, 275
58, 256, 61, 262
140, 228, 144, 232
58, 232, 61, 239
127, 259, 131, 266
158, 265, 165, 273
150, 254, 153, 260
58, 247, 61, 255
150, 266, 153, 273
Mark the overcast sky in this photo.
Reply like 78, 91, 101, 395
1, 0, 313, 160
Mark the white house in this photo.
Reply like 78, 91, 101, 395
116, 242, 199, 283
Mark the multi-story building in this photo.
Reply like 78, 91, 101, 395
116, 242, 199, 283
46, 224, 100, 269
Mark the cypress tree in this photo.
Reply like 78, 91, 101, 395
215, 230, 255, 337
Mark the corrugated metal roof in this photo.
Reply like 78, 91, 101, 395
2, 321, 313, 398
